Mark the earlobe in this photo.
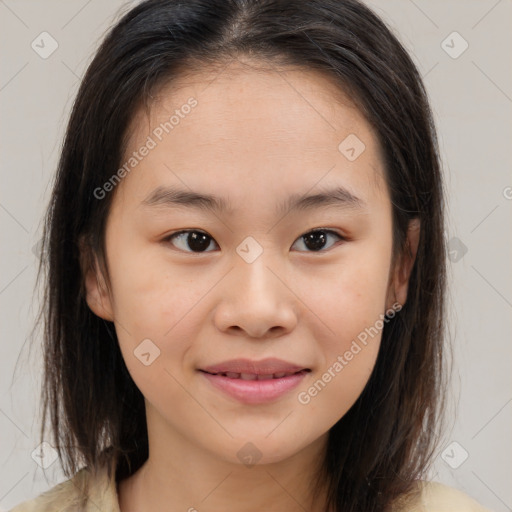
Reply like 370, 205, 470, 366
84, 266, 115, 321
79, 237, 114, 321
390, 218, 420, 307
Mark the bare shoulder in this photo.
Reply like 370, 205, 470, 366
392, 479, 494, 512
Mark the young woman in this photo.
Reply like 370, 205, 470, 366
11, 0, 492, 511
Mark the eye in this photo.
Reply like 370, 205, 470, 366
164, 230, 218, 253
291, 229, 345, 252
163, 228, 345, 254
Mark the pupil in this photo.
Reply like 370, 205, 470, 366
185, 231, 328, 252
188, 232, 210, 252
304, 231, 326, 251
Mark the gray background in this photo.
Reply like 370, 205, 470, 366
0, 0, 510, 510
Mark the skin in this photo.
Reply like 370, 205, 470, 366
84, 57, 419, 512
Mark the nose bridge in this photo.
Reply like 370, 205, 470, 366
232, 241, 283, 303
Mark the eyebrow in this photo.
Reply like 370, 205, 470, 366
140, 184, 367, 216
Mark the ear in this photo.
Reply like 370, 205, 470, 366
79, 236, 115, 322
387, 218, 420, 308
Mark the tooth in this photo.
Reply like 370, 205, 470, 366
225, 372, 240, 379
273, 372, 287, 378
240, 373, 257, 380
257, 374, 274, 380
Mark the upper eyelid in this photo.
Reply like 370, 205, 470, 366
165, 228, 345, 249
166, 227, 345, 239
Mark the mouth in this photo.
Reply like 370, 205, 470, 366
199, 369, 310, 380
198, 368, 311, 404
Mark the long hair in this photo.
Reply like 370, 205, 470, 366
34, 1, 448, 510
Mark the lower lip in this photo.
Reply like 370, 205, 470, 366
200, 370, 308, 405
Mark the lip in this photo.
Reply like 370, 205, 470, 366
201, 357, 308, 375
199, 358, 311, 405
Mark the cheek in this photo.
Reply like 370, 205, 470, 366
295, 277, 385, 428
108, 245, 208, 335
106, 247, 215, 389
297, 340, 380, 434
109, 258, 210, 414
291, 247, 390, 420
292, 242, 391, 342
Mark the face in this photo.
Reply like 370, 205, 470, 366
84, 59, 418, 467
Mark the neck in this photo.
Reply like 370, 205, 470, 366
118, 404, 330, 512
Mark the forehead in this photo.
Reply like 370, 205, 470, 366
117, 59, 387, 211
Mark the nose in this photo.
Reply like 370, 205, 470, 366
213, 254, 298, 339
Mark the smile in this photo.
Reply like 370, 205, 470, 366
202, 370, 305, 380
199, 369, 310, 404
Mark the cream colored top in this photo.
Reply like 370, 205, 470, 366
9, 463, 494, 512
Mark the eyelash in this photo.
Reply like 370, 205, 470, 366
162, 228, 346, 254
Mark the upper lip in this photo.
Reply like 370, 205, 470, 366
200, 358, 310, 376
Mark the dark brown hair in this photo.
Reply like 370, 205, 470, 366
34, 1, 448, 510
